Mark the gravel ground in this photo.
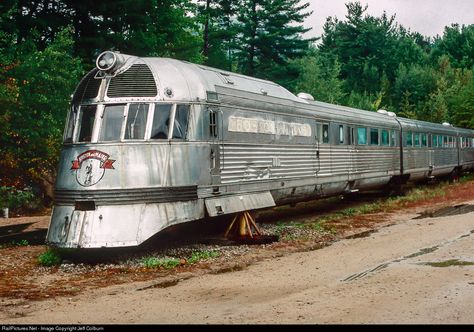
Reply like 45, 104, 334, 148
1, 177, 474, 307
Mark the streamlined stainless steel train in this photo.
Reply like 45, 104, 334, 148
46, 51, 474, 248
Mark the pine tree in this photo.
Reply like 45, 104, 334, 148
235, 0, 313, 87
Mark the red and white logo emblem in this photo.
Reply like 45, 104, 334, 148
71, 150, 115, 187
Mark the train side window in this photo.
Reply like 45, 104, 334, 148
414, 133, 420, 147
357, 127, 367, 145
448, 136, 453, 148
443, 135, 448, 147
370, 128, 379, 145
124, 104, 149, 140
381, 129, 389, 146
405, 132, 413, 147
390, 130, 397, 147
421, 133, 427, 147
150, 104, 172, 139
99, 105, 125, 142
322, 124, 329, 144
77, 105, 97, 142
64, 106, 77, 143
339, 125, 344, 144
209, 110, 218, 138
172, 105, 189, 139
433, 135, 438, 147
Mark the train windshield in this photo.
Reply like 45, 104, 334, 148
100, 105, 125, 141
150, 104, 189, 140
76, 105, 97, 142
124, 104, 149, 140
67, 103, 189, 143
173, 105, 189, 139
150, 104, 172, 139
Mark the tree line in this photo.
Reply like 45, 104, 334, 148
0, 1, 473, 204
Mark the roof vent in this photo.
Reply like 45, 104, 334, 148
107, 64, 157, 98
377, 109, 388, 115
297, 92, 314, 101
387, 111, 396, 117
442, 122, 451, 127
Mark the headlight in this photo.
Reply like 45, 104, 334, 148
96, 51, 124, 72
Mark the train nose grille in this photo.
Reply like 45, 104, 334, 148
54, 186, 198, 205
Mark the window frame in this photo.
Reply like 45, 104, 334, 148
75, 104, 98, 143
357, 127, 367, 145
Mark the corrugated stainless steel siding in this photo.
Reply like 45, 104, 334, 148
332, 146, 399, 176
219, 143, 319, 183
432, 149, 458, 167
218, 144, 400, 184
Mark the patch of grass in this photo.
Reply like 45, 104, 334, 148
38, 248, 62, 266
12, 239, 29, 246
308, 219, 336, 234
187, 250, 220, 264
142, 257, 181, 269
422, 259, 474, 267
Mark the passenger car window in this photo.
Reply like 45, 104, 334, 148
414, 133, 420, 147
99, 105, 125, 142
172, 105, 189, 139
433, 135, 438, 147
370, 128, 379, 145
124, 104, 149, 140
77, 105, 97, 142
322, 124, 329, 144
390, 130, 397, 146
421, 134, 427, 147
381, 129, 389, 146
150, 104, 172, 139
357, 127, 367, 145
339, 125, 344, 144
406, 132, 413, 147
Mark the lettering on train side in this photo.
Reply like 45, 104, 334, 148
228, 116, 312, 137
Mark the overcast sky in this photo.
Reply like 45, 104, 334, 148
303, 0, 474, 39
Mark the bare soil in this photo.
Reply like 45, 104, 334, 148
1, 178, 474, 323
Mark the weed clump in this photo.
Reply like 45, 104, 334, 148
38, 248, 62, 266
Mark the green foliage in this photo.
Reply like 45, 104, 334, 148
0, 186, 40, 212
12, 239, 29, 246
294, 50, 345, 104
142, 257, 181, 269
0, 27, 83, 199
431, 24, 474, 68
187, 250, 220, 264
38, 248, 62, 266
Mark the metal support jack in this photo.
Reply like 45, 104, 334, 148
224, 211, 262, 240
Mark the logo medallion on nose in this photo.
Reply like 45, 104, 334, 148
71, 150, 115, 187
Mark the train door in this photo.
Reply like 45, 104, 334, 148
314, 120, 320, 174
348, 125, 356, 181
428, 133, 434, 176
209, 107, 222, 185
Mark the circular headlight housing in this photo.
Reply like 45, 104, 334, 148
96, 51, 118, 71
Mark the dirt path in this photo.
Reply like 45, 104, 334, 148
4, 202, 474, 324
